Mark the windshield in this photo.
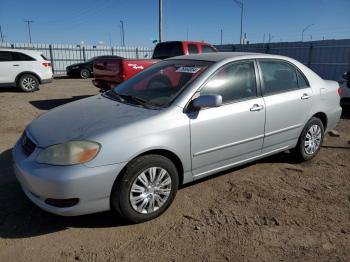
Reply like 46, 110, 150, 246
112, 60, 212, 108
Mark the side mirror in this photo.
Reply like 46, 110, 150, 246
192, 95, 222, 109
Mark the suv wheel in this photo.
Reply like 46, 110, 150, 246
80, 69, 90, 79
18, 74, 39, 92
111, 155, 179, 223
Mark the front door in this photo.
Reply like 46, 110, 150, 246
189, 60, 266, 178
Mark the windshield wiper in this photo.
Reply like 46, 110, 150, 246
117, 93, 157, 109
102, 90, 125, 102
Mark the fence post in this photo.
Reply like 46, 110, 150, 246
111, 47, 114, 55
231, 45, 236, 52
265, 44, 270, 54
307, 43, 313, 68
11, 44, 14, 49
82, 46, 86, 61
136, 48, 139, 59
49, 44, 55, 75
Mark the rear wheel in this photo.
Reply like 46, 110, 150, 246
292, 117, 324, 161
18, 74, 39, 92
80, 69, 90, 79
111, 155, 179, 223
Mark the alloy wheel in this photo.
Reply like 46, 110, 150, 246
304, 124, 322, 155
129, 167, 172, 214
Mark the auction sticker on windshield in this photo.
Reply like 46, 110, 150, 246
175, 67, 201, 74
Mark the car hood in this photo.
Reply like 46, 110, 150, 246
27, 95, 158, 148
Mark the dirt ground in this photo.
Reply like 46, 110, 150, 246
0, 79, 349, 262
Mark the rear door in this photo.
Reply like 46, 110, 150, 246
258, 59, 313, 153
189, 60, 266, 178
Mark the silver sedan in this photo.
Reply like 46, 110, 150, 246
13, 53, 342, 223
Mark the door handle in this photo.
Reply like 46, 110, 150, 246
250, 104, 264, 111
301, 93, 310, 100
12, 64, 20, 66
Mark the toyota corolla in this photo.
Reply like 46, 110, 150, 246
13, 53, 342, 223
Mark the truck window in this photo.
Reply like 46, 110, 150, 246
188, 44, 199, 54
152, 42, 183, 59
202, 45, 216, 53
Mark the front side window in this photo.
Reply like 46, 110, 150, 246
0, 51, 13, 62
111, 60, 212, 108
188, 44, 199, 54
200, 61, 257, 104
259, 61, 299, 95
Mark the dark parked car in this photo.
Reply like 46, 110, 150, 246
66, 56, 120, 79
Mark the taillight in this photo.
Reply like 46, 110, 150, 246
42, 62, 51, 67
338, 83, 342, 96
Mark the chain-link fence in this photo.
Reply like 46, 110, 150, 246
215, 39, 350, 81
0, 42, 154, 75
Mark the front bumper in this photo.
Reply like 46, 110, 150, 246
12, 139, 125, 216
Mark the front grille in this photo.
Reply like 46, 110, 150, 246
21, 133, 36, 156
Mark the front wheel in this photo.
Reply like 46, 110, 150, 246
292, 117, 324, 161
111, 155, 179, 223
80, 69, 90, 79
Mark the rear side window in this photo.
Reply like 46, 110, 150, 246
0, 51, 13, 61
202, 45, 216, 53
13, 52, 35, 61
188, 44, 199, 54
200, 61, 257, 104
259, 61, 299, 95
152, 42, 183, 59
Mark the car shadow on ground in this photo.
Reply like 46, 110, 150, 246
30, 96, 92, 110
341, 106, 350, 119
0, 148, 299, 240
0, 86, 22, 93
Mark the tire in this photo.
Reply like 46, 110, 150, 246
111, 155, 179, 223
18, 74, 39, 92
292, 117, 324, 161
80, 69, 90, 79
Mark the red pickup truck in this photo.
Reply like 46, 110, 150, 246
92, 41, 217, 90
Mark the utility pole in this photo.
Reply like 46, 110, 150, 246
220, 29, 223, 45
159, 0, 163, 43
24, 20, 34, 43
120, 20, 125, 46
0, 24, 4, 42
108, 32, 112, 46
302, 24, 314, 41
233, 0, 243, 44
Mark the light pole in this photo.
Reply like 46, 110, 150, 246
120, 20, 125, 46
24, 20, 34, 43
0, 24, 4, 42
233, 0, 243, 44
302, 24, 314, 41
159, 0, 163, 43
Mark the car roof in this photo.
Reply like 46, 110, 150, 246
168, 52, 289, 62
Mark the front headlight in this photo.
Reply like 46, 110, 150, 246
36, 141, 100, 165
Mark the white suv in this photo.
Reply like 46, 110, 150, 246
0, 49, 53, 92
